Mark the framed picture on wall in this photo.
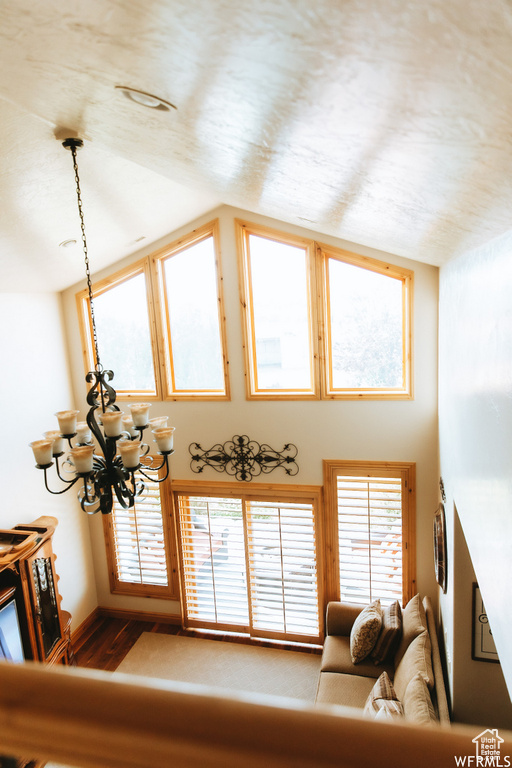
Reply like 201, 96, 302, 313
433, 503, 447, 593
472, 583, 499, 663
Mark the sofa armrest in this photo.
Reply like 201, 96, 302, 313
423, 596, 451, 725
326, 601, 366, 636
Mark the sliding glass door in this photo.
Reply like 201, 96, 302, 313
175, 486, 322, 643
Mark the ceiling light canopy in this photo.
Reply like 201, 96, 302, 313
115, 86, 177, 112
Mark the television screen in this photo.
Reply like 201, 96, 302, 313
0, 599, 25, 662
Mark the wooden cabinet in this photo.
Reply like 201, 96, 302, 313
0, 516, 72, 666
0, 516, 73, 768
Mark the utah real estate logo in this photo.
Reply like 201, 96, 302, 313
455, 729, 510, 767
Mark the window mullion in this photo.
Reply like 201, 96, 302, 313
242, 498, 255, 633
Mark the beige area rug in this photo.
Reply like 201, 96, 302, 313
116, 633, 321, 702
42, 636, 320, 766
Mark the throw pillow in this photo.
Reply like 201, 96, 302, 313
368, 670, 398, 701
371, 600, 402, 665
403, 672, 437, 725
395, 593, 428, 665
350, 600, 382, 664
393, 630, 434, 701
373, 699, 405, 720
363, 671, 403, 719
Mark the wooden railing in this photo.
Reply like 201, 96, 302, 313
0, 661, 510, 768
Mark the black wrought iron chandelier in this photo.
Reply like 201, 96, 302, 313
30, 138, 174, 515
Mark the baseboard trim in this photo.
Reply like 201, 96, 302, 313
98, 606, 183, 625
70, 606, 101, 649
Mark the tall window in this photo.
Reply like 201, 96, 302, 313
323, 461, 416, 606
237, 221, 318, 398
174, 483, 322, 643
76, 219, 230, 400
237, 220, 413, 400
320, 248, 413, 398
76, 260, 160, 398
102, 464, 178, 599
153, 222, 229, 397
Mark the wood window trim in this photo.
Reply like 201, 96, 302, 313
322, 460, 416, 606
75, 257, 163, 401
75, 219, 230, 401
236, 219, 320, 400
171, 479, 325, 641
317, 243, 414, 400
236, 219, 414, 401
151, 219, 231, 401
102, 460, 179, 600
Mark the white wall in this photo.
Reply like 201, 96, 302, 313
439, 229, 512, 716
0, 293, 97, 628
61, 205, 439, 618
450, 508, 512, 729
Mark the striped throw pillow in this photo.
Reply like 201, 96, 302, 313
371, 600, 402, 665
363, 671, 404, 719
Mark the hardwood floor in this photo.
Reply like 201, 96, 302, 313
72, 615, 321, 671
72, 616, 181, 671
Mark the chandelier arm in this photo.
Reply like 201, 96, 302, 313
133, 476, 145, 498
138, 457, 170, 484
140, 450, 174, 472
112, 476, 136, 509
79, 493, 101, 515
43, 468, 82, 495
54, 454, 80, 484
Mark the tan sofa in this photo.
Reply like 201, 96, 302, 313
315, 595, 450, 725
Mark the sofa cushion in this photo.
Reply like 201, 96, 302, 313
316, 672, 376, 709
371, 600, 402, 665
403, 672, 437, 725
393, 630, 434, 701
350, 600, 382, 663
321, 635, 393, 679
395, 593, 428, 665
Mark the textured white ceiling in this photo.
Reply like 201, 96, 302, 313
1, 0, 512, 291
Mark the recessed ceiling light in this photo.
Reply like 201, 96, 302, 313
59, 239, 77, 248
115, 86, 177, 112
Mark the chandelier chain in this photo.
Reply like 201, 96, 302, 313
68, 142, 101, 371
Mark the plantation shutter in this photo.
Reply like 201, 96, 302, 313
175, 489, 321, 643
336, 475, 403, 606
109, 473, 171, 596
177, 495, 249, 630
246, 499, 319, 640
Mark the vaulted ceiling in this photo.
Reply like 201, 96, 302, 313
2, 0, 512, 292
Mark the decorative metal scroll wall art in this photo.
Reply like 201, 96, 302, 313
189, 435, 299, 482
